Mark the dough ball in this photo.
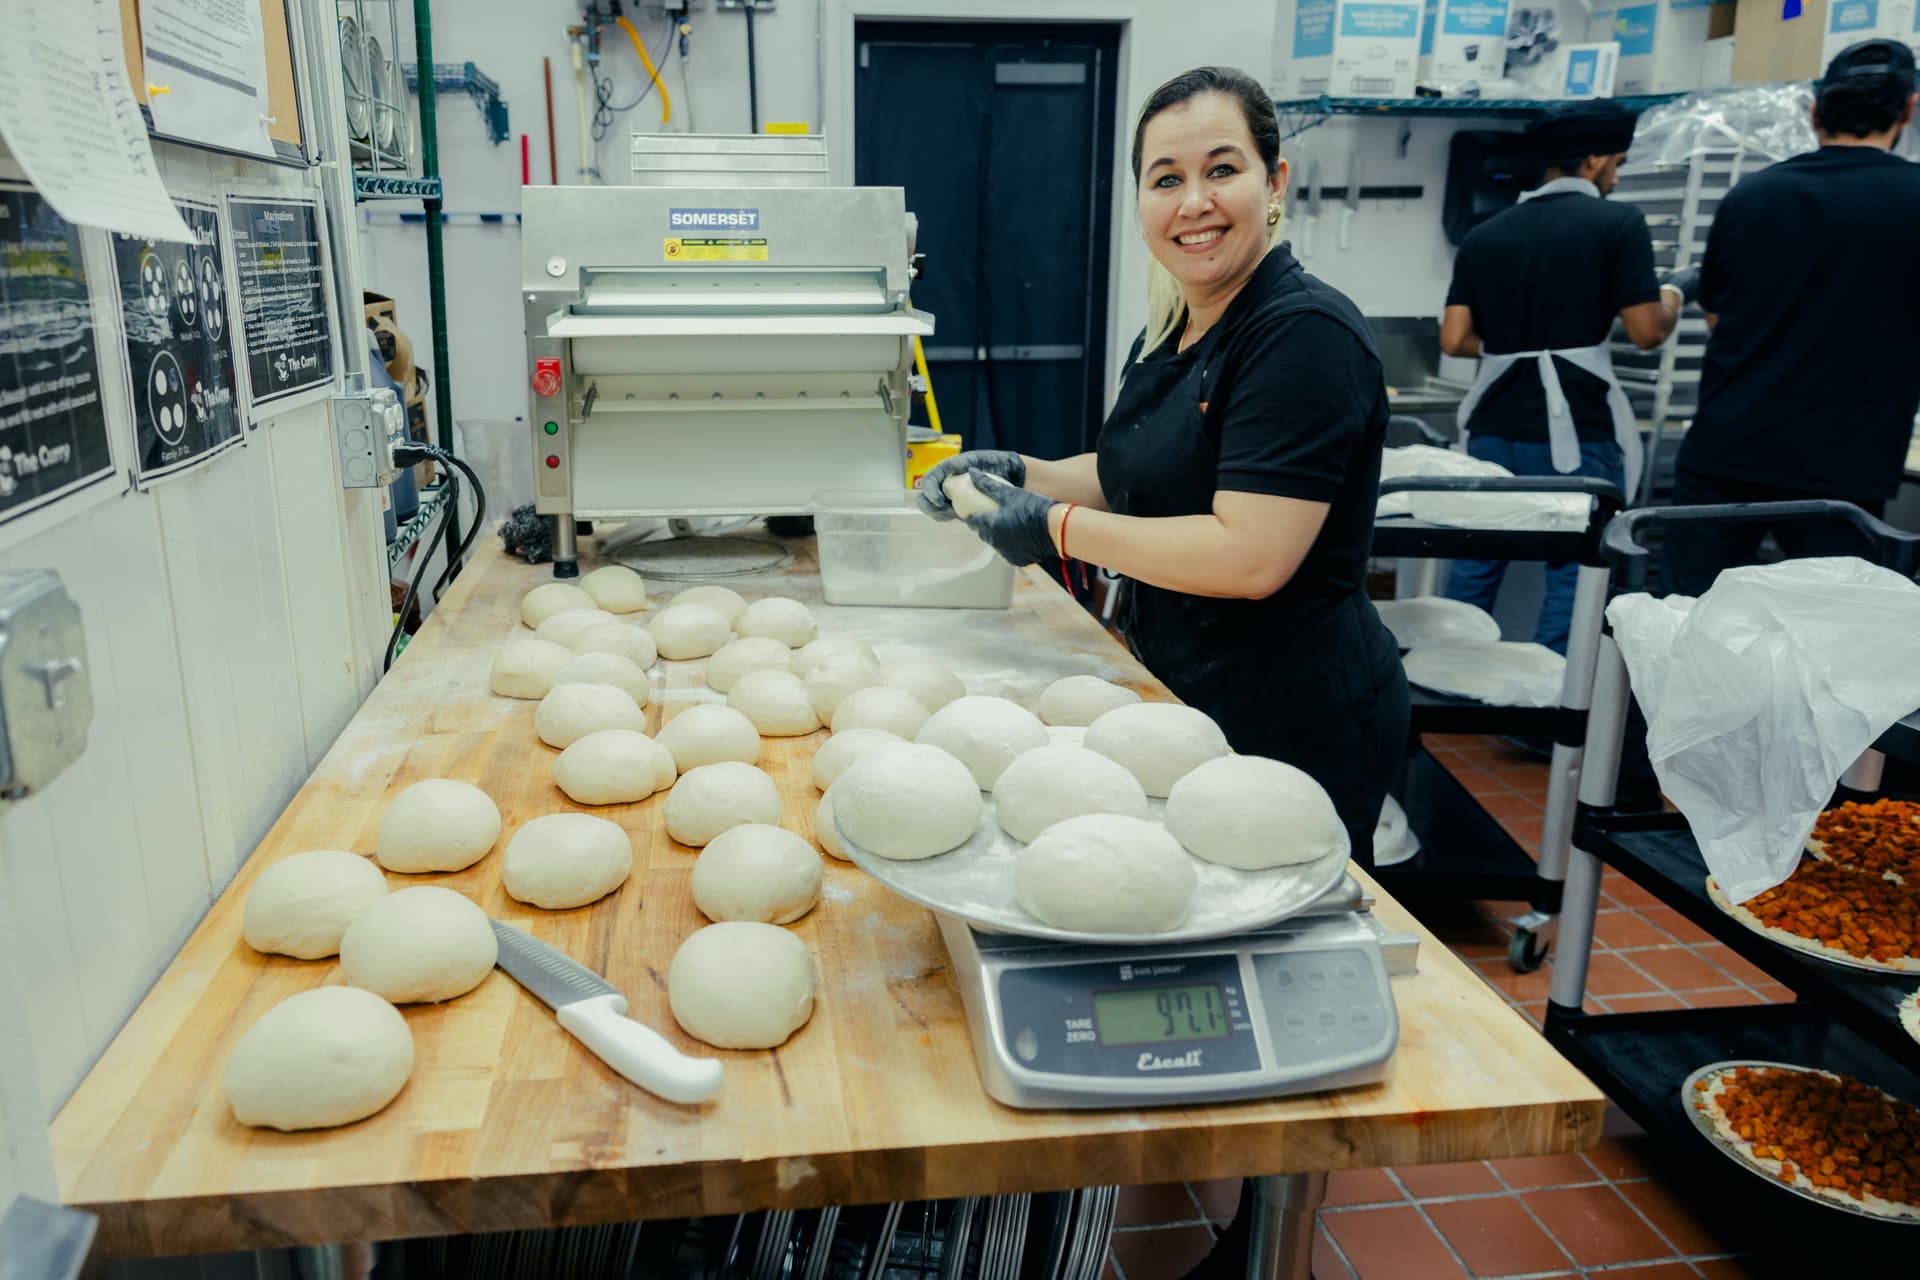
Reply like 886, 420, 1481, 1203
535, 608, 619, 647
690, 824, 822, 924
915, 695, 1049, 788
943, 472, 999, 518
656, 704, 763, 772
991, 745, 1151, 844
670, 584, 748, 625
503, 812, 633, 909
521, 581, 597, 628
880, 658, 966, 712
831, 685, 932, 740
802, 652, 881, 721
579, 564, 650, 613
1083, 702, 1231, 797
1015, 815, 1197, 934
553, 651, 652, 704
340, 886, 497, 1003
225, 987, 412, 1131
376, 779, 501, 873
648, 603, 732, 660
706, 635, 795, 693
570, 621, 658, 670
834, 742, 982, 860
669, 922, 817, 1050
792, 635, 879, 678
1164, 755, 1345, 869
243, 850, 389, 960
810, 727, 903, 791
727, 669, 822, 736
490, 639, 576, 700
814, 788, 847, 860
737, 596, 818, 647
664, 761, 782, 846
535, 682, 647, 749
1038, 675, 1142, 726
553, 729, 676, 805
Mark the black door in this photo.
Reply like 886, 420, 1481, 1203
854, 21, 1120, 460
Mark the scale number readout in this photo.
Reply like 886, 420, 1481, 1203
1092, 982, 1232, 1046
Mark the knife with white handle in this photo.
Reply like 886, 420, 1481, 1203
491, 919, 724, 1105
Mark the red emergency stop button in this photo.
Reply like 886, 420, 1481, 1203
545, 455, 560, 468
532, 357, 562, 398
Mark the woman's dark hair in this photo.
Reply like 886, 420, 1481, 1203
1815, 73, 1912, 138
1130, 66, 1282, 183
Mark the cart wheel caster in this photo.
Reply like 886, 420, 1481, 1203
1508, 928, 1550, 973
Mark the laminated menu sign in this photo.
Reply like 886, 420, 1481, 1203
0, 184, 116, 525
111, 197, 242, 481
228, 195, 333, 407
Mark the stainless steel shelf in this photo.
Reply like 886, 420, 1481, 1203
355, 173, 443, 201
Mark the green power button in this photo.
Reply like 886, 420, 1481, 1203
543, 421, 559, 435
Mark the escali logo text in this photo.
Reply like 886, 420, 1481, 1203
1136, 1049, 1204, 1072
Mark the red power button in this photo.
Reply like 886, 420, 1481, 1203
532, 357, 562, 398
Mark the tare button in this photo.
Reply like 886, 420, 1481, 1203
532, 357, 562, 398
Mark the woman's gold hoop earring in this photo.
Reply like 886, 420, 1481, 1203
1267, 203, 1282, 226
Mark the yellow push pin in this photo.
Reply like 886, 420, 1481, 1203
148, 84, 171, 98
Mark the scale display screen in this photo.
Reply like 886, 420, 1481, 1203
1091, 983, 1231, 1046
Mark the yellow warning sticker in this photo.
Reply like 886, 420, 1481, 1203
664, 237, 769, 262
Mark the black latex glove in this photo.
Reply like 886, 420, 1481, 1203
960, 471, 1060, 567
915, 449, 1027, 520
1662, 266, 1702, 306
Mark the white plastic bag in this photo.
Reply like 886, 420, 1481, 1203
1607, 557, 1920, 903
1375, 445, 1590, 532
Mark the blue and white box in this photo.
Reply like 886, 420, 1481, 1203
1274, 0, 1426, 98
1823, 0, 1882, 66
1588, 0, 1716, 94
1419, 0, 1514, 88
1554, 41, 1621, 95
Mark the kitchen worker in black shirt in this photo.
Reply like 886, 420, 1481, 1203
1662, 39, 1920, 595
1439, 99, 1684, 651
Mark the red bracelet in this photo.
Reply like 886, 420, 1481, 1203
1056, 503, 1079, 592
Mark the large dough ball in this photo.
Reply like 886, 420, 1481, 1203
553, 729, 676, 805
579, 564, 650, 613
1083, 702, 1231, 797
706, 636, 794, 693
792, 635, 879, 677
243, 850, 389, 959
727, 669, 821, 736
1038, 675, 1142, 726
648, 603, 732, 660
1164, 755, 1345, 869
376, 779, 501, 873
664, 761, 782, 846
814, 788, 847, 860
553, 651, 652, 704
521, 582, 597, 628
225, 987, 413, 1131
535, 682, 647, 749
737, 596, 818, 647
802, 653, 881, 721
503, 813, 633, 909
831, 686, 932, 739
490, 639, 576, 700
535, 608, 619, 647
991, 745, 1151, 844
656, 704, 762, 772
810, 727, 903, 791
880, 658, 966, 712
834, 743, 981, 860
571, 620, 658, 670
690, 824, 822, 924
340, 886, 497, 1003
915, 695, 1049, 788
669, 922, 817, 1049
670, 584, 748, 625
1015, 815, 1196, 934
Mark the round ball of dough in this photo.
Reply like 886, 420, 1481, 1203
1083, 702, 1231, 797
553, 729, 676, 805
664, 761, 782, 846
991, 745, 1151, 844
553, 651, 652, 704
243, 850, 389, 959
340, 886, 497, 1003
880, 658, 966, 712
570, 620, 658, 670
792, 635, 879, 678
1038, 675, 1142, 726
831, 685, 932, 739
656, 704, 762, 773
690, 824, 822, 924
915, 695, 1049, 788
521, 581, 597, 629
669, 922, 817, 1049
1164, 755, 1345, 869
376, 780, 501, 873
810, 726, 903, 791
727, 669, 821, 736
706, 635, 794, 693
648, 603, 732, 660
535, 682, 647, 749
535, 608, 619, 647
803, 652, 881, 721
579, 564, 650, 613
834, 743, 982, 860
814, 787, 847, 860
503, 812, 633, 909
490, 639, 576, 700
670, 584, 748, 625
1015, 815, 1197, 934
225, 987, 412, 1131
737, 596, 818, 647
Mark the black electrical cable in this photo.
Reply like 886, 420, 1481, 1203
743, 4, 759, 134
384, 444, 487, 673
591, 20, 676, 140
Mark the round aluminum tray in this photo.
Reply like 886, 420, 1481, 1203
1704, 875, 1920, 976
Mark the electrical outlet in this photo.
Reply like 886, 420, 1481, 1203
0, 571, 91, 801
717, 0, 774, 9
333, 389, 406, 489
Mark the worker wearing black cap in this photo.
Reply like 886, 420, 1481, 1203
1661, 39, 1920, 595
1438, 100, 1684, 652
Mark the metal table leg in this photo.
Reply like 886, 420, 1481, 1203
1243, 1172, 1327, 1280
552, 511, 579, 577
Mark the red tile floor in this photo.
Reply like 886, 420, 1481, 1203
1102, 735, 1784, 1280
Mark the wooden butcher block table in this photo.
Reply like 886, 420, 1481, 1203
52, 535, 1604, 1259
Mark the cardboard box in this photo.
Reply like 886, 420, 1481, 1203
1589, 0, 1721, 94
1701, 33, 1737, 85
1824, 0, 1885, 64
1730, 0, 1830, 80
1505, 0, 1605, 92
1419, 0, 1513, 87
1556, 41, 1623, 94
1274, 0, 1426, 97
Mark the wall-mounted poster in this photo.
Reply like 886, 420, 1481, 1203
0, 183, 117, 525
111, 196, 241, 481
227, 194, 333, 408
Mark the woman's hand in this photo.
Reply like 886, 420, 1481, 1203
914, 450, 1027, 520
959, 472, 1060, 566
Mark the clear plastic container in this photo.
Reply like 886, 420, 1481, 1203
812, 490, 1015, 609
